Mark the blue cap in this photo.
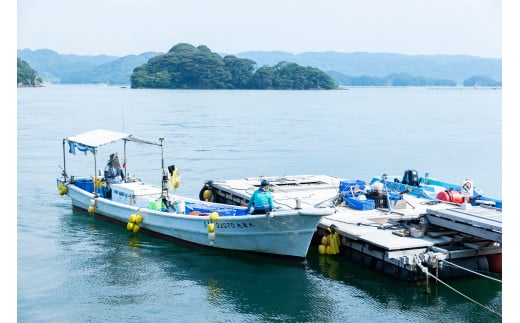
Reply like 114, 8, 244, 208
261, 179, 269, 187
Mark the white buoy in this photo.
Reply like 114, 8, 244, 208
460, 179, 474, 210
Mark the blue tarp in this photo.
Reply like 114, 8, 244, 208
68, 141, 94, 155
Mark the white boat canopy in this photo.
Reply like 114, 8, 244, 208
65, 129, 160, 155
61, 129, 164, 183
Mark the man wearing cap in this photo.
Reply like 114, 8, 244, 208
246, 179, 275, 214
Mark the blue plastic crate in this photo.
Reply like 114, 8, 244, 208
345, 195, 375, 210
74, 179, 94, 192
339, 179, 366, 194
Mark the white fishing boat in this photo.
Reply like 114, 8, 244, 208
56, 129, 334, 259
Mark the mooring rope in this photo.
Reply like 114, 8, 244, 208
440, 259, 502, 283
424, 271, 502, 318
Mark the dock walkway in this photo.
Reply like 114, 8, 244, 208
426, 206, 502, 242
206, 174, 502, 281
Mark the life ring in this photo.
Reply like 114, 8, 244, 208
461, 179, 473, 195
199, 183, 215, 202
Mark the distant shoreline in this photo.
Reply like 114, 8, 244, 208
337, 85, 501, 90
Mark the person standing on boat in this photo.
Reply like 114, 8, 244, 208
103, 153, 125, 198
247, 180, 275, 214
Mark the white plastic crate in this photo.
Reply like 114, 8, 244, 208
111, 182, 162, 206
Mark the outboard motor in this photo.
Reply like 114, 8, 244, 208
402, 170, 419, 187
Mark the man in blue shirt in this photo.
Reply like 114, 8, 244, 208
247, 179, 275, 214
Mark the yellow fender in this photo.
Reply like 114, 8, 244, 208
208, 212, 219, 240
58, 183, 68, 195
127, 212, 143, 232
330, 233, 335, 254
334, 233, 340, 254
169, 168, 181, 190
209, 212, 219, 222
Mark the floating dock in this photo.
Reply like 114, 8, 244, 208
201, 174, 502, 282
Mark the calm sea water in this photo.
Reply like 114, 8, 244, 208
17, 85, 502, 322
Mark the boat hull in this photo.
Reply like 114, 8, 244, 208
59, 180, 333, 258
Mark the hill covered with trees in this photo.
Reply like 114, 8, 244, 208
130, 43, 337, 90
17, 47, 502, 87
17, 49, 160, 84
326, 71, 457, 87
17, 58, 42, 87
237, 51, 502, 85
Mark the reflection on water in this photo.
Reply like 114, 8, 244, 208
50, 210, 501, 322
306, 246, 502, 321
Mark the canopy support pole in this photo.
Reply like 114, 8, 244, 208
61, 139, 68, 180
159, 137, 168, 197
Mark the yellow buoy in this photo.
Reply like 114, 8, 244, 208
135, 214, 143, 223
332, 232, 340, 254
58, 183, 68, 195
208, 223, 215, 233
132, 224, 140, 233
169, 168, 181, 190
129, 214, 136, 223
328, 235, 336, 254
127, 222, 134, 231
88, 205, 95, 214
321, 235, 329, 246
318, 244, 326, 255
326, 245, 333, 255
209, 212, 219, 222
202, 189, 212, 201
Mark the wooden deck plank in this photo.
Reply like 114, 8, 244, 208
426, 207, 502, 232
320, 213, 440, 250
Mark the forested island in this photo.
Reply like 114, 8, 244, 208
17, 58, 42, 87
130, 43, 337, 90
17, 46, 502, 88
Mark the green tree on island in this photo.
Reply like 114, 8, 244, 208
131, 43, 337, 90
17, 57, 43, 87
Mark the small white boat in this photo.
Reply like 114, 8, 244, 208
56, 129, 334, 259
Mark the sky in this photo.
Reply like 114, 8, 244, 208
15, 0, 503, 58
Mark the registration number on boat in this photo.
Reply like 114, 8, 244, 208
203, 221, 255, 229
